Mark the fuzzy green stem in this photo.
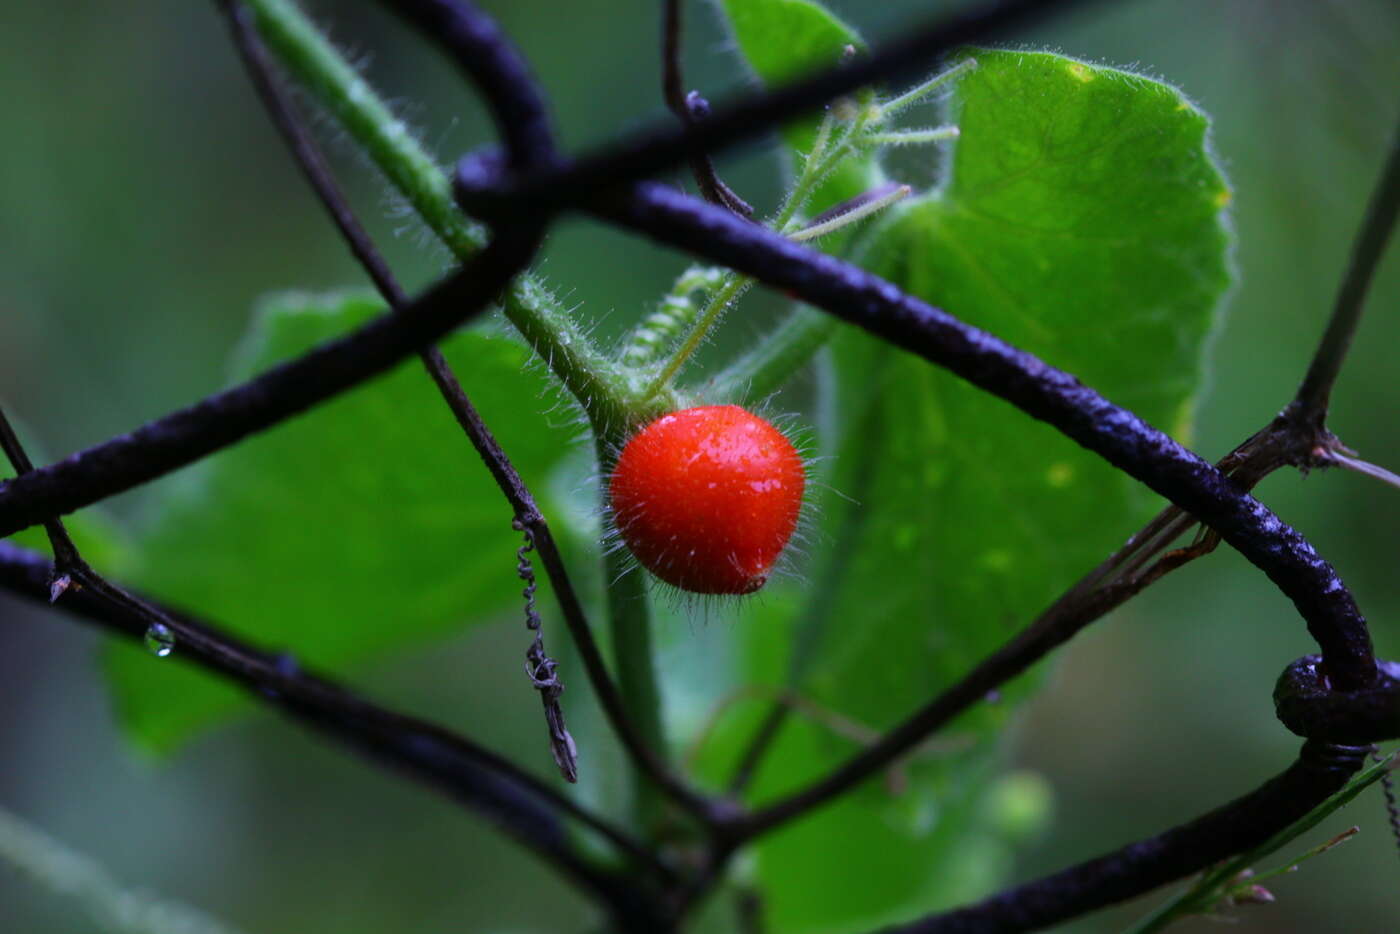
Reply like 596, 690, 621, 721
704, 93, 925, 401
245, 0, 630, 430
776, 97, 881, 235
710, 308, 838, 404
245, 0, 481, 251
594, 436, 669, 831
877, 56, 977, 117
863, 126, 960, 147
644, 110, 860, 398
644, 274, 753, 398
790, 184, 911, 242
601, 552, 668, 831
619, 266, 726, 369
776, 110, 838, 230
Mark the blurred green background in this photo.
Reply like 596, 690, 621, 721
1, 1, 1397, 932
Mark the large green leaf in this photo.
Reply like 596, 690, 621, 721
695, 49, 1232, 932
105, 292, 573, 753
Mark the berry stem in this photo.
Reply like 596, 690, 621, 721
594, 436, 670, 831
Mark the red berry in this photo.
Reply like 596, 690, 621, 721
609, 405, 805, 595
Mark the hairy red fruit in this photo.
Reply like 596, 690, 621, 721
609, 405, 805, 595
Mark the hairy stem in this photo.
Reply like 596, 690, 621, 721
644, 104, 874, 397
645, 274, 752, 396
1291, 120, 1400, 426
593, 435, 670, 831
710, 308, 837, 404
877, 56, 978, 117
243, 0, 631, 429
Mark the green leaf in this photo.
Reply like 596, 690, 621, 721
105, 292, 573, 753
698, 50, 1232, 932
712, 0, 880, 210
715, 0, 860, 86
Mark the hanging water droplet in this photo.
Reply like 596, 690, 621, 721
144, 622, 175, 658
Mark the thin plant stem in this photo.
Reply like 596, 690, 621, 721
717, 413, 1348, 838
640, 111, 838, 397
594, 435, 673, 832
727, 376, 888, 793
1328, 449, 1400, 492
789, 183, 911, 241
861, 127, 959, 147
645, 274, 753, 396
717, 273, 1400, 834
220, 0, 586, 779
1292, 120, 1400, 426
709, 308, 837, 404
374, 0, 727, 835
1123, 753, 1392, 934
643, 106, 876, 397
877, 56, 978, 117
